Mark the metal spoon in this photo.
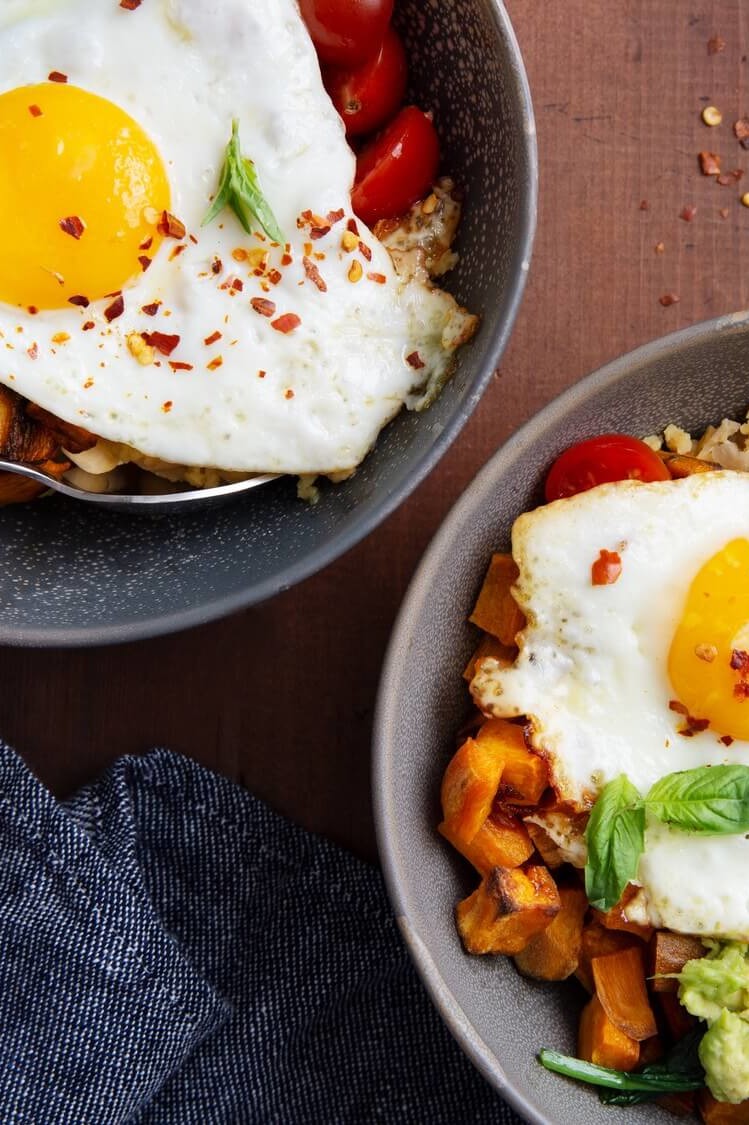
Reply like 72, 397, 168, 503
0, 458, 278, 514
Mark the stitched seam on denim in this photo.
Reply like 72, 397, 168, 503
0, 796, 209, 1023
136, 776, 391, 928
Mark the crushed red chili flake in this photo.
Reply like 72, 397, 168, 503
302, 257, 327, 293
708, 34, 726, 54
271, 314, 301, 334
82, 321, 95, 331
258, 370, 266, 379
699, 151, 721, 175
281, 253, 293, 267
211, 257, 223, 275
717, 168, 745, 185
28, 105, 42, 118
161, 400, 173, 413
367, 272, 387, 285
169, 244, 187, 261
358, 241, 373, 262
59, 215, 85, 240
251, 298, 276, 318
659, 292, 680, 306
326, 209, 345, 225
27, 306, 38, 316
639, 199, 649, 211
142, 331, 180, 357
204, 331, 222, 346
735, 682, 749, 700
68, 294, 90, 308
310, 224, 331, 240
104, 294, 124, 322
720, 207, 730, 218
591, 549, 622, 586
207, 356, 223, 371
680, 205, 697, 221
139, 236, 153, 252
347, 218, 359, 235
141, 301, 161, 316
285, 388, 295, 399
48, 71, 68, 83
26, 343, 38, 360
721, 734, 735, 746
158, 211, 187, 240
406, 351, 425, 370
138, 255, 152, 272
267, 269, 282, 286
731, 649, 749, 671
654, 241, 665, 253
169, 361, 193, 372
735, 117, 749, 146
120, 0, 143, 8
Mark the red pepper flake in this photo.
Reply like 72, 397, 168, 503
327, 208, 345, 225
347, 218, 359, 236
271, 313, 301, 334
142, 331, 180, 357
639, 199, 649, 211
708, 35, 726, 54
59, 215, 85, 240
699, 151, 721, 176
27, 306, 38, 316
258, 370, 266, 379
161, 400, 173, 413
28, 105, 42, 118
735, 682, 749, 700
82, 321, 95, 331
138, 255, 152, 272
659, 292, 680, 307
211, 257, 223, 275
720, 207, 730, 218
104, 294, 124, 322
302, 256, 327, 293
204, 330, 222, 346
721, 734, 735, 746
141, 301, 161, 316
310, 224, 331, 240
189, 234, 198, 245
139, 236, 153, 252
26, 343, 38, 360
251, 297, 276, 318
281, 253, 293, 267
169, 361, 193, 372
83, 377, 94, 389
120, 0, 143, 8
669, 700, 710, 734
285, 388, 295, 399
48, 71, 68, 83
680, 205, 697, 221
591, 549, 622, 586
731, 649, 749, 671
267, 269, 282, 286
406, 351, 425, 370
158, 211, 187, 240
68, 294, 90, 308
735, 117, 749, 147
207, 356, 223, 371
358, 241, 372, 262
367, 272, 387, 285
231, 277, 243, 292
169, 244, 187, 261
654, 241, 665, 254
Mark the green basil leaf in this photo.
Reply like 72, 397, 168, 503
584, 775, 644, 911
646, 765, 749, 834
202, 120, 284, 244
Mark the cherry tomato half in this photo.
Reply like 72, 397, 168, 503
544, 433, 671, 501
299, 0, 394, 67
323, 26, 408, 137
352, 105, 440, 227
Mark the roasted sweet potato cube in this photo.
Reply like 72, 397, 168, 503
649, 932, 706, 993
0, 459, 69, 506
25, 403, 97, 454
513, 885, 588, 980
698, 1091, 749, 1124
639, 1035, 664, 1066
474, 718, 548, 805
592, 884, 654, 941
463, 634, 516, 682
440, 807, 533, 876
456, 864, 560, 956
469, 553, 526, 645
656, 992, 698, 1044
0, 386, 59, 463
592, 946, 657, 1040
575, 922, 640, 994
578, 993, 640, 1072
441, 737, 504, 844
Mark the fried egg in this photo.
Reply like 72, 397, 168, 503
472, 471, 749, 937
0, 0, 471, 475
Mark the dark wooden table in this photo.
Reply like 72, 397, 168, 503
2, 1, 748, 863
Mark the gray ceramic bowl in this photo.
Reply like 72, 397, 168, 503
373, 311, 749, 1124
0, 0, 536, 648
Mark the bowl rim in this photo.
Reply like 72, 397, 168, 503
372, 308, 749, 1124
5, 0, 537, 650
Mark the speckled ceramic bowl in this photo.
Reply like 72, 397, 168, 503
374, 312, 749, 1124
0, 0, 536, 647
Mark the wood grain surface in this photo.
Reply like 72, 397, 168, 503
2, 1, 748, 862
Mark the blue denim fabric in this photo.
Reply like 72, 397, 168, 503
0, 745, 520, 1124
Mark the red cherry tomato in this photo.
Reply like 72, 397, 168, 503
544, 434, 671, 501
299, 0, 394, 67
323, 27, 408, 137
352, 106, 440, 227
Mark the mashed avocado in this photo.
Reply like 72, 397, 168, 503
678, 941, 749, 1103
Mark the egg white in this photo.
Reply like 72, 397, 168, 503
472, 472, 749, 937
0, 0, 466, 474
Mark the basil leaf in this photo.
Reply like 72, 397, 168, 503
539, 1046, 704, 1097
584, 775, 644, 911
203, 120, 284, 244
646, 765, 749, 834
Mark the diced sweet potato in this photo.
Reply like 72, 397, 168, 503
649, 932, 706, 993
0, 459, 69, 506
441, 737, 504, 845
592, 946, 657, 1040
639, 1035, 664, 1066
469, 553, 526, 645
463, 634, 516, 682
25, 402, 97, 454
474, 718, 549, 805
656, 992, 698, 1044
592, 884, 654, 941
440, 807, 533, 876
575, 922, 640, 994
698, 1091, 749, 1124
456, 864, 560, 956
0, 385, 59, 463
513, 885, 588, 980
578, 993, 640, 1071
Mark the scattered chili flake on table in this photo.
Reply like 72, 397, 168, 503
708, 35, 726, 54
699, 151, 721, 175
639, 199, 649, 211
659, 292, 680, 306
679, 205, 697, 221
735, 117, 749, 146
654, 241, 665, 253
720, 207, 730, 218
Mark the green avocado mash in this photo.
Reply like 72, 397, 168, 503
678, 941, 749, 1104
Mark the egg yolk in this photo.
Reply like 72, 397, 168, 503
669, 538, 749, 740
0, 83, 170, 311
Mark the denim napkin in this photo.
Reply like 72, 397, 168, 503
0, 744, 520, 1124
